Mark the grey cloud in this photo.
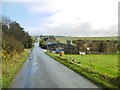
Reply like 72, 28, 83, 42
94, 25, 118, 36
41, 23, 75, 36
75, 23, 93, 35
29, 23, 118, 37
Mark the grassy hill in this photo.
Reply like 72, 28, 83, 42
55, 36, 118, 44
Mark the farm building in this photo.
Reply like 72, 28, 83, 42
56, 40, 79, 54
47, 42, 58, 51
72, 39, 118, 54
41, 37, 79, 54
64, 44, 79, 54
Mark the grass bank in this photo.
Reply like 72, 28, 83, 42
0, 63, 2, 90
2, 49, 30, 88
46, 51, 119, 89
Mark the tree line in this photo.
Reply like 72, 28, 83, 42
1, 16, 33, 60
72, 39, 118, 54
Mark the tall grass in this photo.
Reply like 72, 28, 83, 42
2, 49, 30, 88
0, 63, 2, 90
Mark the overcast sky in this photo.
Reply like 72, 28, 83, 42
2, 0, 119, 37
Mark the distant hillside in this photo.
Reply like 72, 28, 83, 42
55, 36, 118, 44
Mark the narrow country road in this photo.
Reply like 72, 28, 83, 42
10, 42, 101, 88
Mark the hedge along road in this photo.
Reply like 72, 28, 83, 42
10, 42, 101, 88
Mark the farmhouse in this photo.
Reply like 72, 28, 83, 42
56, 40, 79, 54
41, 36, 79, 54
43, 36, 56, 44
47, 42, 58, 51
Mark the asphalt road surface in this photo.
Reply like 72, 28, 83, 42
10, 42, 100, 88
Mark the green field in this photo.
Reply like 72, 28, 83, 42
55, 36, 118, 44
46, 51, 119, 89
65, 54, 118, 77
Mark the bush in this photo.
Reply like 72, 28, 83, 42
39, 40, 46, 49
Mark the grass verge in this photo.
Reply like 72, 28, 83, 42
2, 49, 30, 88
45, 51, 119, 90
0, 63, 2, 90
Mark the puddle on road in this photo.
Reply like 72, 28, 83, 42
31, 64, 38, 75
33, 63, 37, 66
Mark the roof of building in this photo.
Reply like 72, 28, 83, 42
47, 42, 58, 45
